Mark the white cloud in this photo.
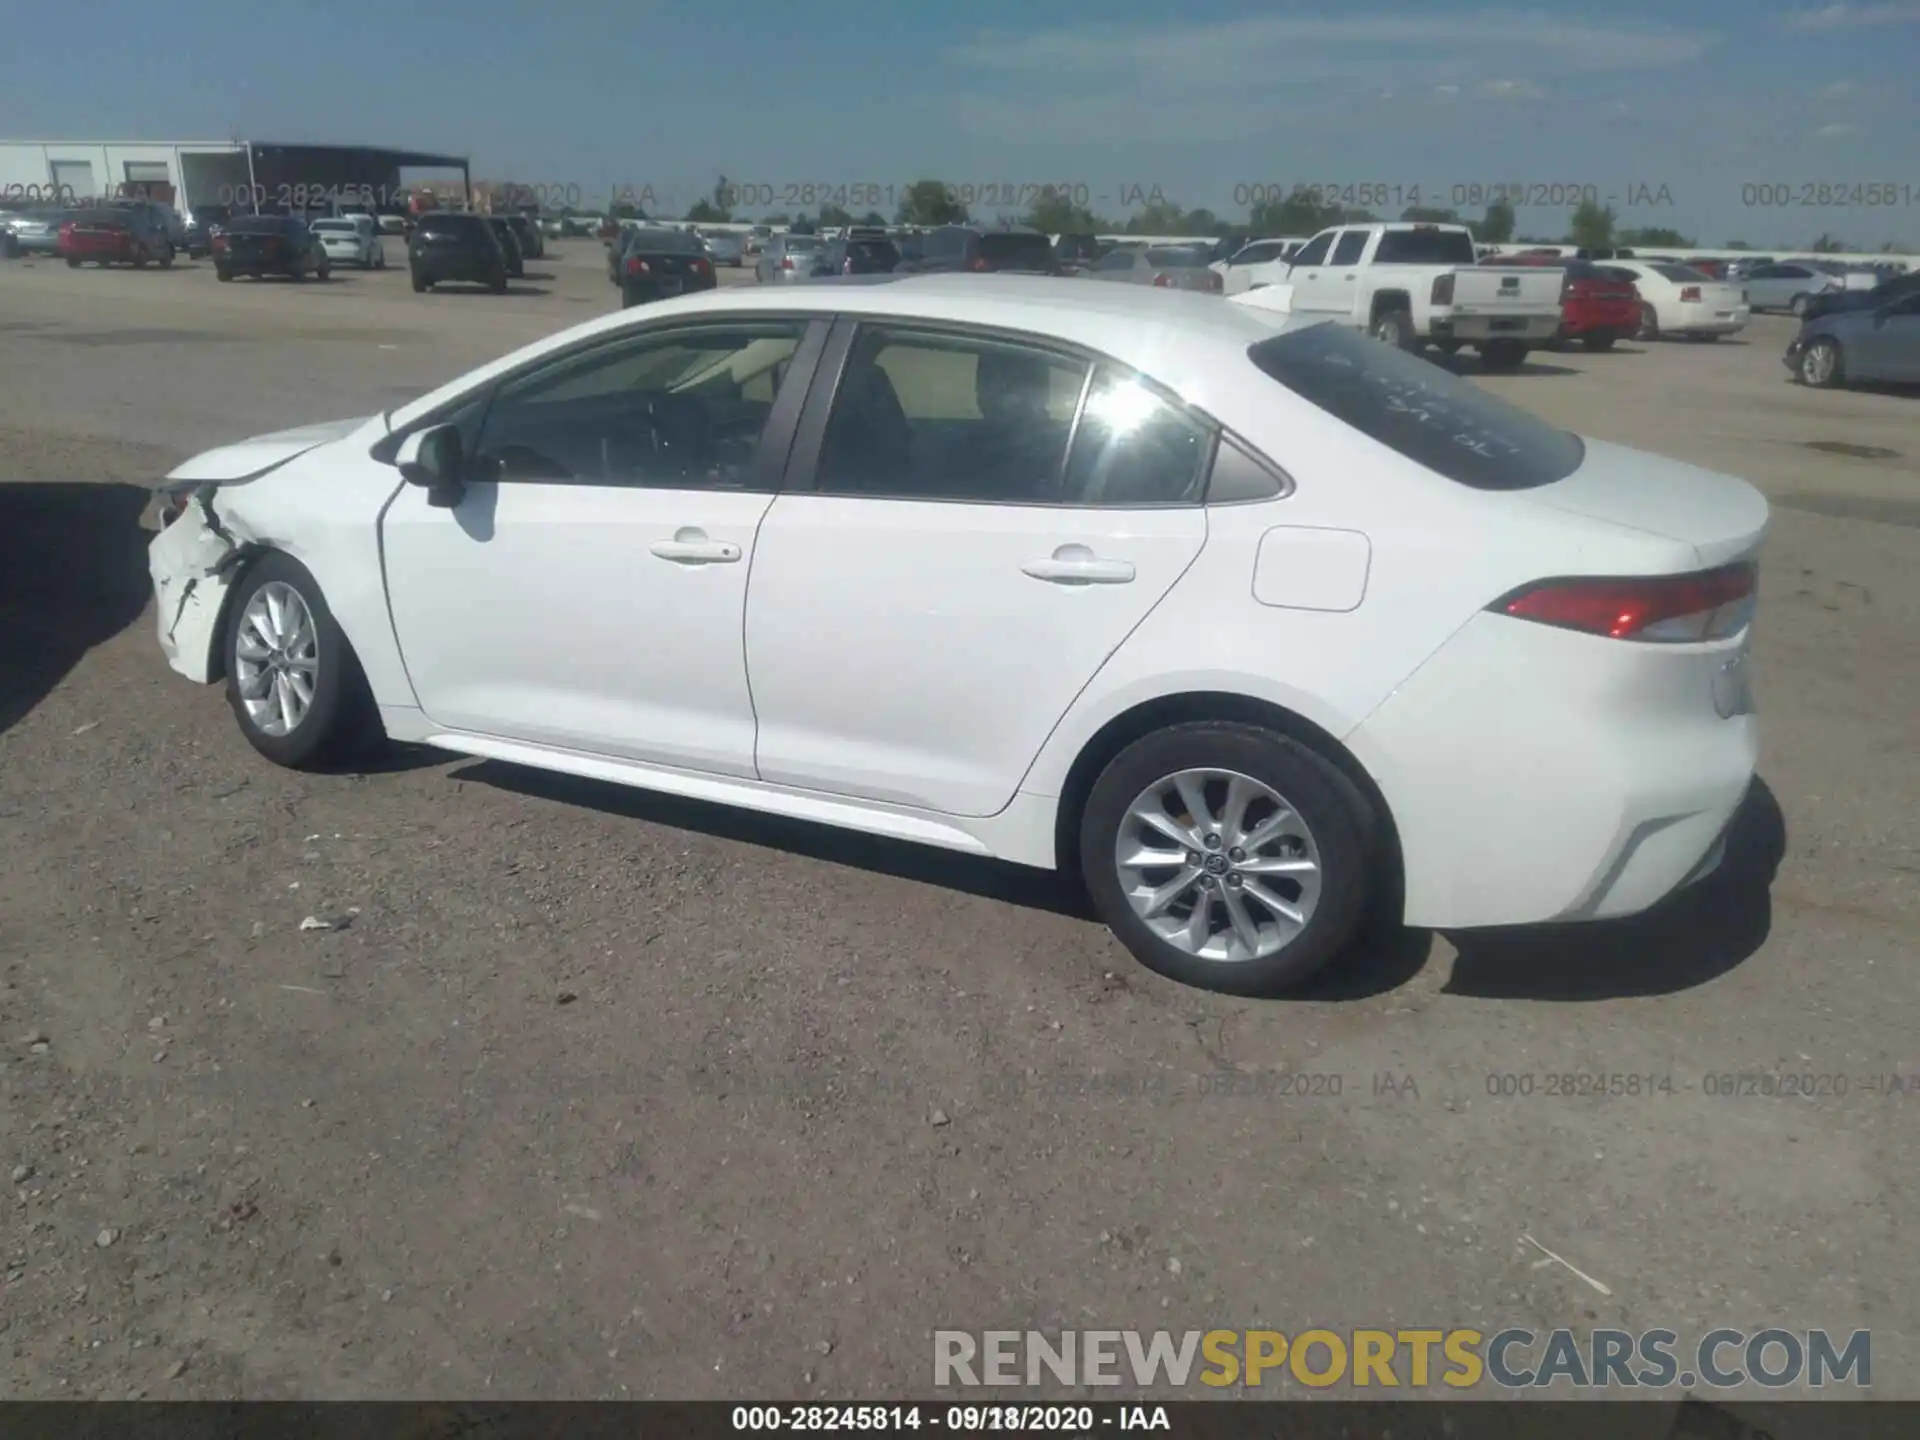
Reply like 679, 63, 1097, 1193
1815, 121, 1863, 138
1782, 4, 1920, 30
952, 10, 1711, 142
1817, 78, 1861, 98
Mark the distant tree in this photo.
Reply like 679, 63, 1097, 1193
860, 210, 887, 228
1125, 198, 1190, 234
1401, 206, 1463, 225
896, 179, 967, 227
789, 213, 817, 235
1618, 226, 1694, 247
1338, 209, 1378, 225
685, 199, 728, 224
608, 200, 641, 220
818, 203, 854, 229
1181, 207, 1222, 235
1723, 239, 1753, 251
1478, 200, 1517, 244
1022, 188, 1105, 236
1568, 199, 1616, 249
1809, 232, 1846, 253
764, 212, 792, 226
1248, 193, 1337, 236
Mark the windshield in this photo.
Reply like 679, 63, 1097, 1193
1248, 323, 1585, 491
1652, 264, 1710, 283
979, 232, 1055, 266
1146, 247, 1208, 267
783, 237, 823, 251
628, 229, 705, 253
311, 220, 355, 233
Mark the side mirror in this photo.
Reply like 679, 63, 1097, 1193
396, 424, 467, 509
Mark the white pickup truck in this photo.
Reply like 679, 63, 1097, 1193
1272, 221, 1563, 371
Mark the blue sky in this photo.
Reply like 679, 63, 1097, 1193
2, 0, 1916, 245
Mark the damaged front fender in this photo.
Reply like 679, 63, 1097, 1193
148, 487, 259, 684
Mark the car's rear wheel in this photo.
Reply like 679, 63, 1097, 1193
411, 271, 428, 292
1369, 307, 1418, 351
1582, 331, 1617, 352
1637, 303, 1660, 340
223, 553, 377, 771
1798, 337, 1845, 389
66, 256, 80, 268
1079, 723, 1371, 996
159, 245, 174, 269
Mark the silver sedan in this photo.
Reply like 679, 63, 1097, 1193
1083, 244, 1223, 292
755, 235, 825, 283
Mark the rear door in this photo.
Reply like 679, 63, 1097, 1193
744, 320, 1211, 817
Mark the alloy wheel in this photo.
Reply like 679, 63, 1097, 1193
234, 581, 319, 736
1114, 768, 1323, 964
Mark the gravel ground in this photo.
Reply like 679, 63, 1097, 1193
1, 242, 1917, 1404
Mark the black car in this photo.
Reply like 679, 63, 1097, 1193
899, 226, 1061, 275
614, 227, 716, 308
409, 212, 509, 293
485, 216, 526, 277
810, 235, 901, 277
504, 212, 544, 261
1053, 231, 1109, 274
1800, 270, 1920, 323
184, 202, 235, 257
211, 215, 330, 282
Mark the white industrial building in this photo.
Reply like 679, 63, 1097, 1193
0, 139, 469, 215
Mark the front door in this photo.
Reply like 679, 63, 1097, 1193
1281, 229, 1340, 317
1855, 293, 1920, 381
745, 322, 1211, 817
381, 317, 822, 775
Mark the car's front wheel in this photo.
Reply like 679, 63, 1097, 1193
1797, 336, 1845, 389
224, 553, 376, 771
1079, 723, 1371, 996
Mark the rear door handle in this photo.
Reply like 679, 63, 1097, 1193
650, 528, 741, 564
1022, 548, 1135, 585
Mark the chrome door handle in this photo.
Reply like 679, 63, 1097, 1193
650, 529, 741, 564
1022, 549, 1135, 585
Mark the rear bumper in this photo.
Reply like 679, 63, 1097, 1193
1431, 313, 1561, 343
1346, 611, 1760, 930
1561, 304, 1639, 335
1671, 303, 1750, 335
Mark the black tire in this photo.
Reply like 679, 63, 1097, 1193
222, 552, 378, 771
1637, 302, 1660, 341
1479, 340, 1528, 372
216, 266, 232, 282
490, 274, 508, 294
1688, 332, 1720, 343
1369, 306, 1418, 351
1582, 331, 1617, 352
1798, 336, 1845, 390
159, 246, 175, 269
411, 271, 428, 293
317, 261, 331, 282
66, 256, 81, 268
1079, 723, 1372, 996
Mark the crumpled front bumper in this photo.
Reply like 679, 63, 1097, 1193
147, 491, 245, 684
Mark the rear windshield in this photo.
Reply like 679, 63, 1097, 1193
227, 217, 293, 235
1653, 264, 1710, 283
1374, 228, 1477, 265
311, 220, 355, 232
628, 229, 704, 253
1146, 247, 1208, 267
419, 215, 484, 237
783, 236, 823, 251
979, 232, 1056, 266
72, 211, 131, 230
849, 239, 899, 263
1248, 324, 1585, 491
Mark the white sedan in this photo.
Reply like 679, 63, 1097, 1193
310, 215, 386, 269
1214, 237, 1304, 295
146, 277, 1767, 996
1602, 260, 1749, 340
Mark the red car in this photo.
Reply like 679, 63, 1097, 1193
1482, 254, 1639, 350
58, 207, 175, 268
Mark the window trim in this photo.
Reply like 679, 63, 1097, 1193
781, 316, 1229, 510
368, 315, 832, 494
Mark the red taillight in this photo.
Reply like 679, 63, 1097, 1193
58, 221, 74, 241
1152, 273, 1173, 287
780, 257, 794, 270
212, 234, 229, 251
626, 256, 648, 275
1493, 564, 1756, 643
1560, 276, 1573, 302
1680, 285, 1701, 302
968, 256, 989, 271
1431, 273, 1455, 305
693, 257, 710, 274
1207, 271, 1222, 292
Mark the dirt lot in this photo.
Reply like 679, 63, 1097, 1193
1, 240, 1917, 1404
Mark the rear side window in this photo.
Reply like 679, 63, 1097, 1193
1061, 366, 1213, 506
1248, 325, 1585, 491
1653, 264, 1709, 283
849, 239, 899, 265
979, 233, 1056, 267
1374, 229, 1477, 265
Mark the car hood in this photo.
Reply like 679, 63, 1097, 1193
165, 415, 379, 485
